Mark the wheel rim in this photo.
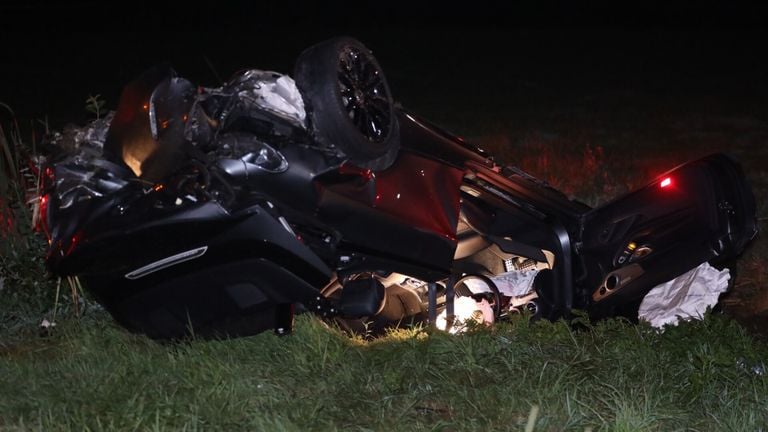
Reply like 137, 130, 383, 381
337, 47, 391, 143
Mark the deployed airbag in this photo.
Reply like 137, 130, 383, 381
639, 262, 730, 328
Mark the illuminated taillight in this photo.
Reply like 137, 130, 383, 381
38, 194, 50, 239
660, 177, 672, 188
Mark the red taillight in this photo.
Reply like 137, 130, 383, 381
660, 177, 672, 188
38, 194, 50, 239
65, 232, 82, 256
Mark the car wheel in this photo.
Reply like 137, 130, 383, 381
294, 37, 400, 170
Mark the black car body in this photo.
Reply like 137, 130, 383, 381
42, 38, 758, 339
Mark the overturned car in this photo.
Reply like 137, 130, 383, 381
42, 37, 757, 339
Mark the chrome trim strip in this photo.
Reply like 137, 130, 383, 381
125, 246, 208, 280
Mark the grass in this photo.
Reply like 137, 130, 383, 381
0, 113, 62, 333
1, 312, 767, 431
1, 77, 767, 430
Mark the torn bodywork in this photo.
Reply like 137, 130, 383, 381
42, 37, 758, 339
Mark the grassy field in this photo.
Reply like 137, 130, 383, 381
2, 80, 767, 429
2, 311, 767, 431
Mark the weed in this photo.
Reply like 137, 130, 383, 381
84, 94, 107, 120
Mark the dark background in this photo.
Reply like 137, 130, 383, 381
1, 2, 767, 129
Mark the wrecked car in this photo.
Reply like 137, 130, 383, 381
41, 37, 758, 339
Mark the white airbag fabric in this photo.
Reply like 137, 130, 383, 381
639, 262, 730, 328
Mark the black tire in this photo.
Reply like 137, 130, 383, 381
294, 37, 400, 170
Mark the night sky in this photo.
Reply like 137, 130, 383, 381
1, 2, 767, 130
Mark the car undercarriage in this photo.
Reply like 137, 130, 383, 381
41, 37, 758, 339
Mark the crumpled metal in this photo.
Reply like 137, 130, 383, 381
221, 69, 306, 127
50, 112, 114, 152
